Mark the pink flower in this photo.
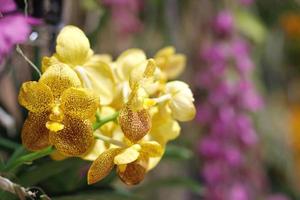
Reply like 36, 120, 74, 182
213, 10, 234, 36
0, 0, 34, 64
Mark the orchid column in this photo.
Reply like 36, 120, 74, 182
196, 10, 266, 200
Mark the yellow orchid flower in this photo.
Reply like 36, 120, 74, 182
118, 59, 157, 142
165, 81, 196, 121
42, 25, 115, 105
150, 104, 181, 145
19, 63, 99, 156
87, 139, 163, 185
154, 46, 186, 80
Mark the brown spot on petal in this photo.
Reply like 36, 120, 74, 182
118, 106, 151, 142
117, 162, 146, 185
50, 116, 94, 156
88, 148, 121, 184
21, 112, 50, 151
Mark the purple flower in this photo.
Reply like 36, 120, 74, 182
213, 10, 234, 36
199, 136, 222, 157
102, 0, 143, 36
228, 184, 250, 200
235, 80, 263, 111
196, 9, 267, 200
0, 0, 16, 13
223, 146, 243, 167
0, 0, 34, 64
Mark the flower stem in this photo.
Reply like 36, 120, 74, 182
94, 134, 126, 148
93, 111, 119, 131
4, 146, 55, 172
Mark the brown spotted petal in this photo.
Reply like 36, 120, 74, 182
39, 63, 81, 98
21, 112, 50, 151
88, 148, 121, 184
60, 87, 100, 120
49, 116, 94, 156
18, 81, 53, 113
117, 162, 146, 185
118, 106, 151, 142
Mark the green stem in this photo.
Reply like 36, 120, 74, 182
94, 135, 126, 148
0, 137, 20, 150
4, 146, 55, 172
93, 112, 119, 131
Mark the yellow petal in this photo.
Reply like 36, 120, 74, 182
166, 81, 196, 121
114, 144, 141, 165
46, 121, 64, 132
154, 46, 186, 79
41, 56, 60, 72
75, 61, 115, 105
87, 148, 121, 184
150, 106, 181, 144
56, 25, 92, 66
115, 49, 146, 81
81, 139, 107, 161
118, 106, 151, 142
117, 162, 146, 185
148, 156, 163, 171
21, 112, 50, 151
84, 54, 113, 66
40, 63, 81, 98
60, 87, 99, 119
129, 59, 160, 94
49, 116, 94, 156
140, 141, 163, 157
18, 81, 53, 113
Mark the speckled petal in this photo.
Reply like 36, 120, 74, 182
49, 116, 94, 156
118, 106, 151, 142
39, 63, 81, 98
88, 148, 121, 184
18, 81, 53, 113
117, 162, 146, 185
61, 87, 99, 119
41, 55, 60, 72
21, 112, 50, 151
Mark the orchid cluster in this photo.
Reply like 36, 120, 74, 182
196, 11, 265, 200
18, 25, 195, 185
0, 0, 36, 65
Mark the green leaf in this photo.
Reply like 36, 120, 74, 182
0, 137, 20, 150
18, 158, 81, 186
134, 177, 203, 195
235, 9, 267, 44
163, 145, 193, 160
